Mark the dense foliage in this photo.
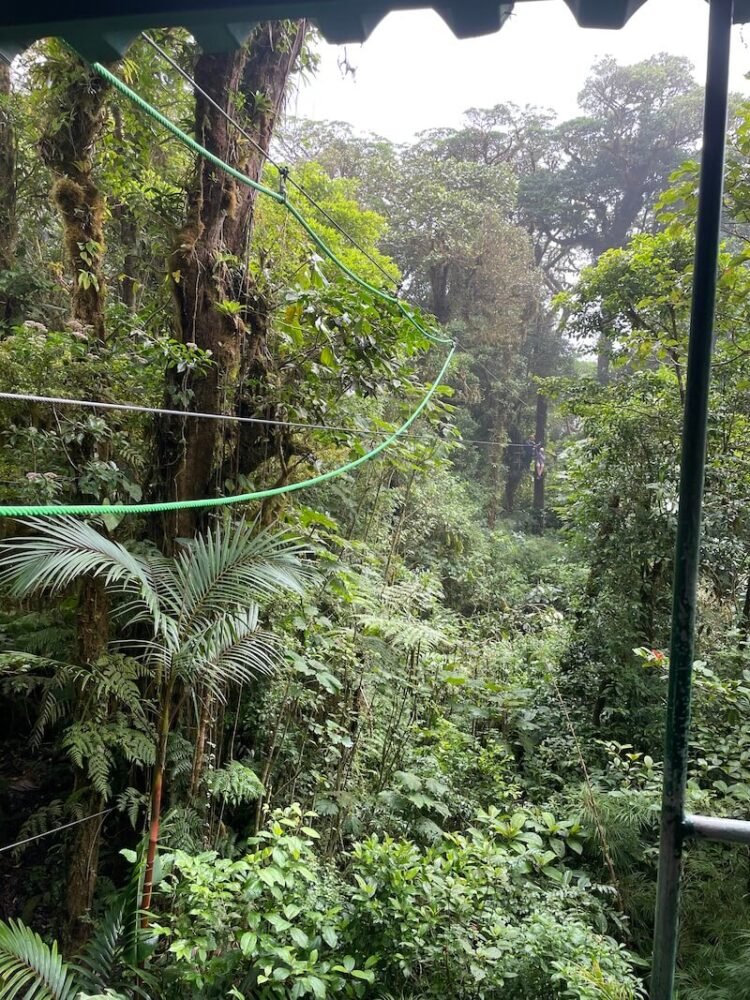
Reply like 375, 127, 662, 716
0, 26, 749, 1000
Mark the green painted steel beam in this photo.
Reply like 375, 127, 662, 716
651, 0, 734, 996
685, 814, 750, 844
3, 0, 750, 63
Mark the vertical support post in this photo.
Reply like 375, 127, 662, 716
650, 0, 733, 996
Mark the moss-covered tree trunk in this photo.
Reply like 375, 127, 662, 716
38, 52, 109, 340
0, 62, 17, 326
154, 22, 307, 544
38, 48, 112, 947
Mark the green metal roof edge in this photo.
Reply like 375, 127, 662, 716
3, 0, 749, 65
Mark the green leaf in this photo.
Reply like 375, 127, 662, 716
320, 346, 337, 369
307, 976, 326, 999
289, 928, 309, 949
239, 932, 257, 956
351, 970, 375, 983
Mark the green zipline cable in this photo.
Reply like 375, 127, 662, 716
90, 62, 453, 348
0, 62, 455, 518
0, 348, 454, 517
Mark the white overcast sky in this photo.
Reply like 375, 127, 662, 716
292, 0, 750, 141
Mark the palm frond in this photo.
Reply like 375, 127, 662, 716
0, 919, 78, 1000
174, 520, 314, 628
208, 627, 280, 690
0, 520, 162, 629
179, 608, 280, 698
71, 899, 126, 995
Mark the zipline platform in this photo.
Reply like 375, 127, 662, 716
4, 0, 750, 63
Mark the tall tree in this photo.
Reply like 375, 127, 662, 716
33, 47, 114, 944
0, 62, 17, 327
37, 45, 110, 341
155, 21, 308, 543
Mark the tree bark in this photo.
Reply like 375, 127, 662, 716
532, 393, 547, 534
64, 575, 111, 950
188, 686, 213, 803
142, 677, 174, 919
153, 22, 307, 545
38, 54, 110, 340
502, 425, 527, 515
739, 570, 750, 648
111, 105, 139, 311
37, 49, 113, 946
64, 786, 105, 952
0, 62, 17, 326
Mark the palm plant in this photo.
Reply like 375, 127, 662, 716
0, 516, 313, 915
0, 918, 80, 1000
0, 870, 142, 999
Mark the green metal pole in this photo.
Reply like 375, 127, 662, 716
651, 0, 733, 995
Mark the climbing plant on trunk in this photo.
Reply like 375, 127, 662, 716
37, 43, 110, 341
0, 62, 17, 327
155, 21, 308, 543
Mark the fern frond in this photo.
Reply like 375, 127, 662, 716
166, 733, 194, 780
30, 682, 73, 749
116, 787, 148, 828
160, 805, 202, 851
106, 723, 155, 768
63, 723, 113, 797
359, 613, 451, 653
207, 760, 264, 806
11, 801, 66, 859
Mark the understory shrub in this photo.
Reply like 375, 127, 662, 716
154, 805, 643, 1000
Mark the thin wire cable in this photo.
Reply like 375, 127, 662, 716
136, 40, 540, 434
0, 389, 534, 447
92, 60, 451, 348
0, 390, 381, 435
140, 31, 401, 291
0, 808, 115, 855
0, 347, 454, 517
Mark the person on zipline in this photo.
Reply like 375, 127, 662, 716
534, 443, 545, 480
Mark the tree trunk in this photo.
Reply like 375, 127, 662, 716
142, 678, 174, 919
597, 333, 612, 386
0, 62, 17, 326
532, 393, 547, 534
64, 786, 105, 952
486, 439, 501, 528
502, 425, 527, 514
739, 570, 750, 648
153, 22, 307, 545
37, 49, 113, 945
76, 575, 111, 664
38, 54, 110, 340
111, 105, 139, 311
189, 686, 213, 802
64, 576, 111, 950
